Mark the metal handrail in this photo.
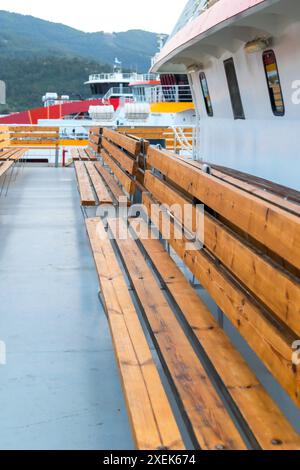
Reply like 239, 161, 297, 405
134, 85, 193, 103
88, 73, 159, 82
103, 87, 134, 100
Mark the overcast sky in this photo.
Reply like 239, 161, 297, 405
0, 0, 186, 33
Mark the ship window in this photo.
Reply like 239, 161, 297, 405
263, 50, 285, 116
224, 58, 245, 119
199, 72, 213, 116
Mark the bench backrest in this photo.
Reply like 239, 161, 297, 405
0, 126, 10, 150
144, 145, 300, 407
9, 126, 59, 147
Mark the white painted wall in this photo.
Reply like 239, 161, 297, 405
190, 21, 300, 191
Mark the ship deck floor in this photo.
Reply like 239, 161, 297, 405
0, 167, 134, 450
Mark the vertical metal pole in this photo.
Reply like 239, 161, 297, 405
55, 145, 59, 168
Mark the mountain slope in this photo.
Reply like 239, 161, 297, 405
0, 11, 160, 71
0, 56, 110, 112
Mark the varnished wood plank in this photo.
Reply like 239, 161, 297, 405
102, 137, 137, 174
9, 126, 59, 132
178, 157, 300, 217
10, 140, 59, 146
78, 148, 89, 161
88, 142, 100, 154
0, 141, 10, 150
0, 160, 14, 178
108, 218, 246, 450
85, 148, 97, 161
85, 162, 113, 205
85, 218, 184, 450
144, 171, 300, 337
9, 149, 26, 161
0, 149, 18, 160
147, 147, 300, 271
74, 161, 96, 206
130, 218, 300, 450
103, 128, 141, 156
11, 133, 59, 139
142, 192, 300, 406
94, 162, 129, 205
100, 149, 135, 195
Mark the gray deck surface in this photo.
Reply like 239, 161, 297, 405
0, 167, 134, 450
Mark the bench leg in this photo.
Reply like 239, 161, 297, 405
217, 307, 224, 329
98, 290, 108, 319
5, 165, 15, 197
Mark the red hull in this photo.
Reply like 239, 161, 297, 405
0, 98, 120, 125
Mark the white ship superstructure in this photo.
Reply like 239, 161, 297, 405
152, 0, 300, 191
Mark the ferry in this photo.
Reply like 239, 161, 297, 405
0, 0, 300, 454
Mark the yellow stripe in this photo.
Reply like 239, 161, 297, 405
150, 102, 194, 113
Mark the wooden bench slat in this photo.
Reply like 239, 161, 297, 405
0, 160, 14, 178
85, 162, 113, 205
74, 162, 96, 206
9, 126, 58, 132
9, 149, 26, 161
102, 137, 137, 174
144, 171, 300, 338
129, 218, 300, 450
103, 128, 141, 156
0, 149, 18, 160
94, 162, 129, 205
85, 218, 184, 450
177, 157, 300, 217
108, 218, 246, 450
147, 147, 300, 272
142, 192, 300, 407
100, 149, 135, 195
85, 148, 97, 161
78, 149, 89, 161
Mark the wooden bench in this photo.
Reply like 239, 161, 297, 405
85, 162, 113, 205
85, 148, 97, 161
85, 129, 147, 206
0, 160, 14, 179
74, 160, 126, 207
0, 149, 27, 178
94, 162, 129, 206
144, 147, 300, 404
0, 126, 10, 150
85, 214, 300, 450
74, 161, 96, 206
9, 126, 59, 148
88, 127, 102, 155
86, 218, 184, 450
71, 147, 97, 162
83, 132, 300, 450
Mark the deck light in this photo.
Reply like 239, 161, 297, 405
244, 37, 270, 53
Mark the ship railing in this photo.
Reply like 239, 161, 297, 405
134, 85, 193, 103
88, 73, 159, 82
163, 126, 196, 156
103, 87, 134, 100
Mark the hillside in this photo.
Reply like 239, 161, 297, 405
0, 56, 111, 112
0, 11, 162, 112
0, 11, 159, 70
